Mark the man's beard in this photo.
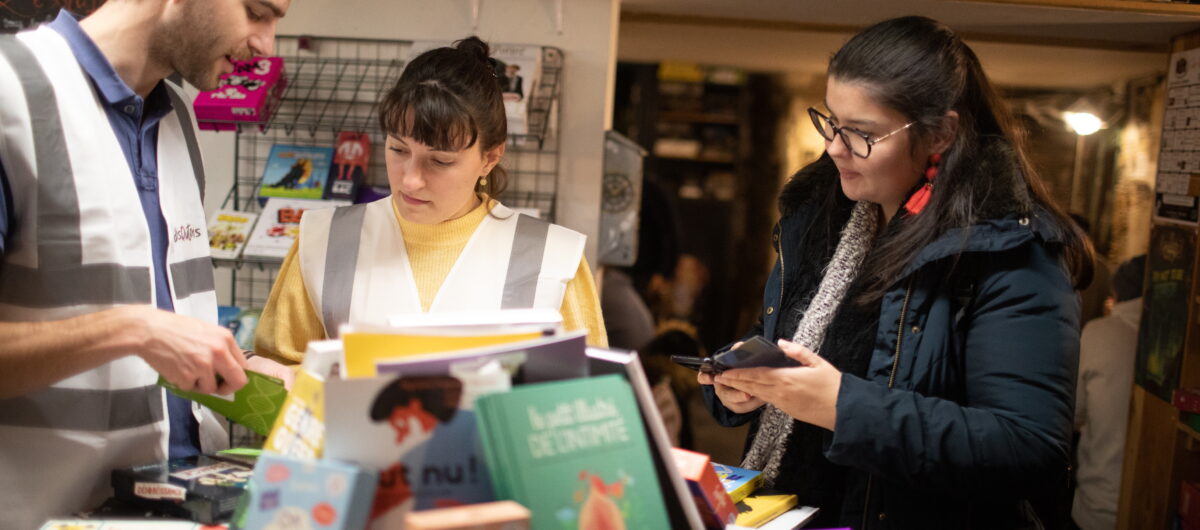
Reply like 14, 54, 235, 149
151, 9, 229, 91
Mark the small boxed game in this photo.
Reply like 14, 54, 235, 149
194, 56, 287, 131
232, 453, 377, 530
110, 455, 253, 524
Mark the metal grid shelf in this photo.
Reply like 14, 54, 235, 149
214, 35, 564, 310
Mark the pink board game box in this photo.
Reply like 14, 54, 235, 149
194, 57, 287, 131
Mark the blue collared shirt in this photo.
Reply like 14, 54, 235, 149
0, 10, 201, 457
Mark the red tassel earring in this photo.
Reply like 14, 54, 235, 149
904, 152, 940, 215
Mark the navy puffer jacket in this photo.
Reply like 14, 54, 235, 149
704, 141, 1080, 530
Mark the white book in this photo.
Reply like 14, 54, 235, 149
207, 209, 258, 259
243, 197, 349, 260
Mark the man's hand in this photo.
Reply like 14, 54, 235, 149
245, 355, 295, 390
126, 306, 248, 395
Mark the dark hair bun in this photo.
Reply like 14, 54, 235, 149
454, 36, 492, 64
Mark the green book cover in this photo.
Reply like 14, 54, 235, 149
474, 374, 671, 529
159, 370, 287, 435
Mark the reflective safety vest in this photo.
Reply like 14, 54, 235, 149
298, 199, 585, 334
0, 26, 221, 529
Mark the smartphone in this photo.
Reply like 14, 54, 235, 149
710, 336, 798, 371
671, 354, 717, 374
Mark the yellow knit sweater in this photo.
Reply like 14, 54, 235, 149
255, 198, 608, 365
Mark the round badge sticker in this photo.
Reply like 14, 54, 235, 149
326, 472, 348, 496
265, 464, 290, 483
312, 502, 337, 526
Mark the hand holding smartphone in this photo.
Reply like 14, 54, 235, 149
672, 336, 799, 374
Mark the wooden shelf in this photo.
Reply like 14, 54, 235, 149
958, 0, 1200, 16
656, 154, 737, 164
658, 111, 739, 125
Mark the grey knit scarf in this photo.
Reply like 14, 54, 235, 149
740, 201, 879, 486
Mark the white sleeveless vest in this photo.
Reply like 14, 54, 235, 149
0, 27, 220, 528
298, 199, 584, 334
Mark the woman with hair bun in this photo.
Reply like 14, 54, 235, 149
256, 37, 607, 362
700, 16, 1092, 529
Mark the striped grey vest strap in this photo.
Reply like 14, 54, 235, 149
320, 210, 553, 334
0, 36, 152, 307
162, 81, 206, 200
0, 385, 163, 430
0, 35, 163, 430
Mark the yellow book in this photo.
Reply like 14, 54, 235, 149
264, 368, 325, 459
264, 339, 341, 459
734, 493, 799, 528
342, 331, 543, 378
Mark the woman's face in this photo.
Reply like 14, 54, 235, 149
823, 77, 927, 219
386, 135, 503, 224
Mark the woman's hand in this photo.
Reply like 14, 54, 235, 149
696, 341, 766, 414
714, 339, 842, 430
699, 369, 766, 414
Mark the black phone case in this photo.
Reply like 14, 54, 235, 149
712, 336, 799, 371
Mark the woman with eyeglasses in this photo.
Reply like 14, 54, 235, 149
698, 16, 1092, 529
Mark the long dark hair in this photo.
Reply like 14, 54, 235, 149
378, 36, 508, 198
827, 16, 1093, 302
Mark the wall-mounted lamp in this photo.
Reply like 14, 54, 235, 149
1064, 111, 1103, 136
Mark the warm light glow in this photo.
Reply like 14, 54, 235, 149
1065, 111, 1102, 136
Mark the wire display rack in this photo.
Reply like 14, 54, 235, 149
213, 35, 564, 309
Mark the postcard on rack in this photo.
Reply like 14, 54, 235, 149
242, 197, 348, 260
207, 209, 258, 260
325, 131, 371, 201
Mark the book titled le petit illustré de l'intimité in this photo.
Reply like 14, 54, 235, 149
473, 374, 671, 529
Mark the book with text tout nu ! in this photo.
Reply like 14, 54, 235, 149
473, 375, 672, 530
713, 462, 764, 503
340, 308, 563, 378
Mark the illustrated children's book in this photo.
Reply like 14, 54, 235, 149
324, 368, 510, 529
207, 209, 258, 260
473, 375, 672, 530
258, 144, 335, 202
243, 197, 348, 260
712, 462, 764, 503
325, 131, 370, 201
